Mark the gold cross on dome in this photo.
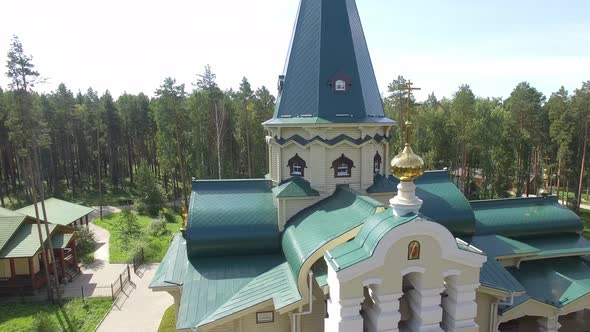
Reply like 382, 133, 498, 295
404, 80, 421, 122
403, 80, 421, 145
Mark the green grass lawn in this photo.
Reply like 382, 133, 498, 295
94, 208, 182, 263
158, 305, 176, 332
0, 297, 112, 332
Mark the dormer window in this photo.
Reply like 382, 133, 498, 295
287, 153, 307, 177
331, 154, 354, 178
374, 151, 382, 174
330, 72, 351, 94
335, 80, 346, 92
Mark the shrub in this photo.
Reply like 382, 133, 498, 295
149, 218, 167, 236
135, 165, 165, 216
80, 253, 95, 265
31, 311, 57, 332
75, 227, 96, 257
159, 209, 176, 223
115, 209, 143, 250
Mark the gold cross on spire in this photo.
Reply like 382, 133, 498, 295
403, 80, 421, 145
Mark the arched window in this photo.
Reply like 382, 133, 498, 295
373, 151, 382, 174
408, 241, 421, 260
335, 79, 346, 92
331, 154, 354, 178
287, 153, 307, 177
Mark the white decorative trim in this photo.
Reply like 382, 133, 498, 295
362, 277, 383, 286
336, 217, 486, 282
401, 265, 427, 276
389, 181, 423, 216
443, 269, 462, 278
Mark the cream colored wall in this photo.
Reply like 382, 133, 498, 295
241, 306, 291, 332
281, 145, 311, 183
205, 321, 235, 332
14, 258, 29, 275
325, 145, 362, 191
0, 259, 10, 278
284, 197, 324, 221
300, 297, 327, 332
475, 291, 497, 332
339, 235, 481, 298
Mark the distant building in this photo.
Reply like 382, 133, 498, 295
150, 1, 590, 331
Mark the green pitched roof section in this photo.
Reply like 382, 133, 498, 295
176, 254, 299, 330
273, 177, 319, 198
326, 209, 417, 272
282, 185, 383, 277
51, 233, 74, 249
16, 198, 94, 226
507, 257, 590, 307
368, 171, 476, 236
479, 257, 525, 294
187, 179, 279, 258
0, 207, 23, 217
265, 0, 392, 125
518, 234, 590, 257
469, 235, 541, 258
150, 234, 189, 288
0, 223, 56, 258
0, 215, 26, 253
471, 196, 583, 237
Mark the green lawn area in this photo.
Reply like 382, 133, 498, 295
158, 305, 176, 332
0, 297, 112, 332
94, 208, 182, 263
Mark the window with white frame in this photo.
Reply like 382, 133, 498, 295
331, 153, 354, 178
287, 153, 306, 177
374, 151, 382, 174
337, 163, 349, 176
335, 79, 346, 92
292, 163, 302, 176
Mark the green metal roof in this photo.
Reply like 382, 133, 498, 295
150, 234, 188, 288
272, 177, 319, 198
479, 256, 525, 293
0, 223, 56, 258
51, 232, 74, 249
471, 196, 583, 237
326, 210, 417, 271
507, 257, 590, 307
266, 0, 392, 125
518, 234, 590, 257
0, 207, 24, 217
16, 198, 94, 226
368, 171, 476, 236
312, 260, 328, 288
282, 185, 383, 278
176, 254, 299, 330
0, 215, 26, 253
187, 179, 279, 257
469, 235, 541, 258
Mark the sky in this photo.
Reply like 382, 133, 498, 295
1, 0, 589, 101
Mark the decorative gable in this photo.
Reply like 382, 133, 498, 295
331, 153, 355, 178
287, 153, 307, 177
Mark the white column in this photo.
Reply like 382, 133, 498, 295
389, 181, 423, 217
407, 287, 444, 332
325, 297, 364, 332
441, 283, 479, 332
364, 289, 403, 332
537, 316, 561, 332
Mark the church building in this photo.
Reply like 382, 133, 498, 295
150, 0, 590, 331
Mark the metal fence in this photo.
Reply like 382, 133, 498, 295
110, 265, 132, 301
132, 247, 145, 274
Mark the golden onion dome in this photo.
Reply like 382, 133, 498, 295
391, 144, 425, 182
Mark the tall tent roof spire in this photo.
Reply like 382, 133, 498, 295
265, 0, 393, 125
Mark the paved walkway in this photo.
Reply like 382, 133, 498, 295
96, 264, 173, 332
